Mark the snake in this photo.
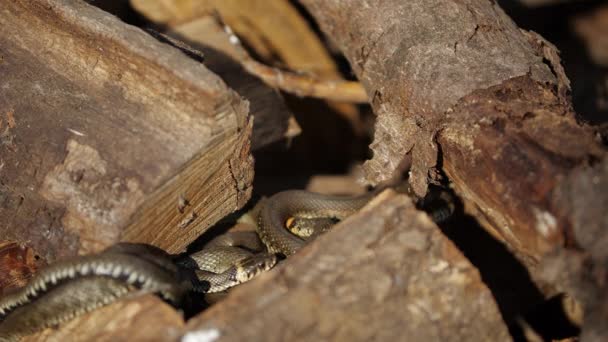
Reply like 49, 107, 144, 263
258, 185, 454, 256
257, 190, 376, 256
0, 243, 187, 341
0, 186, 454, 341
175, 231, 277, 293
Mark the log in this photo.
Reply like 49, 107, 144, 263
298, 0, 605, 267
184, 191, 511, 341
131, 0, 367, 135
298, 1, 607, 338
0, 0, 253, 261
154, 16, 298, 149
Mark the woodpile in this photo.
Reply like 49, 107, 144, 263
1, 0, 605, 340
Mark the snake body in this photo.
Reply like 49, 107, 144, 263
177, 231, 277, 293
257, 186, 453, 256
0, 277, 130, 342
257, 190, 376, 256
0, 187, 453, 340
0, 244, 186, 342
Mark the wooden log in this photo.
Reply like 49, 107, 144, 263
184, 191, 511, 341
0, 0, 253, 261
298, 0, 605, 266
161, 15, 299, 149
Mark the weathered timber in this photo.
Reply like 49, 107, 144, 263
162, 15, 298, 149
299, 0, 605, 266
131, 0, 366, 135
184, 191, 511, 341
0, 0, 252, 261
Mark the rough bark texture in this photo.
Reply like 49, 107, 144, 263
0, 0, 253, 260
185, 191, 511, 341
299, 0, 605, 265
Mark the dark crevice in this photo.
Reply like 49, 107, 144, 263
439, 210, 546, 341
498, 0, 608, 125
436, 132, 575, 341
541, 57, 560, 86
434, 144, 531, 339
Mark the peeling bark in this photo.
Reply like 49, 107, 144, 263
299, 0, 605, 265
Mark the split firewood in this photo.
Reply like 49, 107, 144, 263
130, 0, 369, 135
0, 0, 256, 260
1, 0, 605, 341
147, 19, 299, 149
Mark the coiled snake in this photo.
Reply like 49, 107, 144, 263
0, 187, 453, 341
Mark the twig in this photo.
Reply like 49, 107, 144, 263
221, 22, 369, 103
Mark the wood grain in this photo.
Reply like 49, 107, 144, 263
0, 0, 252, 259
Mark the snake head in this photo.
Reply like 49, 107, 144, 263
286, 216, 338, 238
233, 253, 278, 283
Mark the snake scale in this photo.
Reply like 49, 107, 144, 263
0, 187, 453, 341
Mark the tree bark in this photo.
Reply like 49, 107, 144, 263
184, 191, 511, 341
297, 1, 607, 338
0, 0, 256, 261
298, 0, 605, 266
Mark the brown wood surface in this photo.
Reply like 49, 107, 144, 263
184, 191, 511, 341
297, 1, 607, 338
534, 157, 608, 341
1, 1, 604, 341
0, 0, 253, 260
163, 16, 297, 149
299, 0, 605, 267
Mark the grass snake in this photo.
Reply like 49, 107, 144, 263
0, 186, 453, 341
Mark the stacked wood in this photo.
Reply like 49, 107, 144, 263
1, 0, 605, 341
298, 0, 605, 266
0, 0, 264, 261
297, 0, 606, 338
